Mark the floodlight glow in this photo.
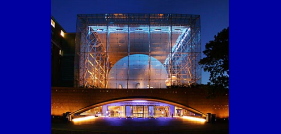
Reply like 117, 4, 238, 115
132, 100, 147, 102
72, 116, 96, 122
182, 116, 206, 122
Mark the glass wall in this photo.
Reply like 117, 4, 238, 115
75, 14, 201, 88
108, 106, 124, 117
78, 101, 202, 118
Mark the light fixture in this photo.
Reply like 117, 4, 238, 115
72, 116, 96, 122
155, 29, 161, 31
182, 116, 206, 122
132, 100, 147, 102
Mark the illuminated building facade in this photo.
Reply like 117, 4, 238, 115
79, 100, 202, 118
74, 14, 201, 89
51, 14, 229, 119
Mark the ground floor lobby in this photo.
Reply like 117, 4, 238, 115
79, 100, 202, 118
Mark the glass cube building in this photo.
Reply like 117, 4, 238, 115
74, 14, 201, 89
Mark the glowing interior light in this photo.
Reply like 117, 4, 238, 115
51, 19, 55, 28
155, 29, 161, 31
60, 30, 65, 37
132, 100, 147, 102
72, 116, 96, 122
182, 116, 206, 122
97, 29, 103, 31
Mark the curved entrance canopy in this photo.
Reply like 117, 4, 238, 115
73, 98, 205, 117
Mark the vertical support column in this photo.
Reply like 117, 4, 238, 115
188, 16, 193, 84
85, 27, 90, 87
127, 14, 130, 89
99, 53, 101, 87
78, 24, 89, 87
190, 16, 195, 84
193, 15, 201, 84
198, 16, 202, 84
83, 28, 87, 87
105, 18, 110, 88
148, 14, 151, 89
169, 14, 173, 87
93, 31, 97, 87
103, 53, 106, 88
143, 106, 144, 118
180, 29, 183, 86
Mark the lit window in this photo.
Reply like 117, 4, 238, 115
60, 30, 65, 37
51, 19, 55, 28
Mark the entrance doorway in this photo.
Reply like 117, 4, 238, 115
125, 105, 156, 118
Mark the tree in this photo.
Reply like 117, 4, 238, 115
199, 27, 229, 94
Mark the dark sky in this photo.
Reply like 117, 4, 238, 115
51, 0, 229, 84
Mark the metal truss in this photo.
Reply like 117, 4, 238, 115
75, 25, 108, 88
74, 14, 201, 88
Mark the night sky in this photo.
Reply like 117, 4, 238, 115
51, 0, 229, 84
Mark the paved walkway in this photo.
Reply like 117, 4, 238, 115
51, 117, 229, 134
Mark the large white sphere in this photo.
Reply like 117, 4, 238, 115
108, 54, 168, 89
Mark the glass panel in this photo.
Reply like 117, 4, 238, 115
108, 106, 123, 117
144, 106, 148, 118
132, 106, 144, 118
148, 106, 154, 117
125, 106, 132, 117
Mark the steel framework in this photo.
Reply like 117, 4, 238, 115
74, 14, 201, 88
